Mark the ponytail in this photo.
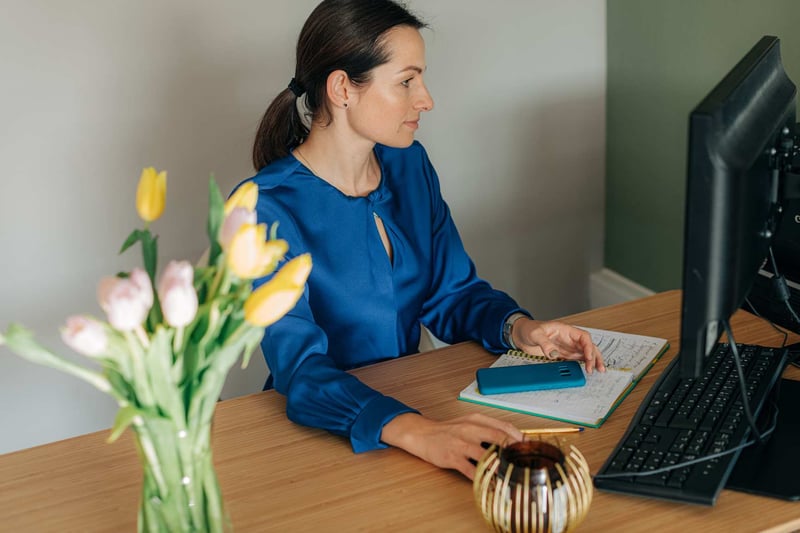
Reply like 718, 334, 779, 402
251, 0, 425, 172
252, 88, 309, 171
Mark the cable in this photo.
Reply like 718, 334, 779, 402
768, 246, 800, 326
745, 294, 800, 368
598, 251, 797, 484
596, 324, 781, 482
593, 397, 779, 481
744, 296, 789, 348
722, 320, 769, 444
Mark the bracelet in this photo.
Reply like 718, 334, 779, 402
503, 312, 527, 351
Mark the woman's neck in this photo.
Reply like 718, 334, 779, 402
294, 128, 380, 197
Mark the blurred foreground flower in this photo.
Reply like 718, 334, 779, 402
157, 260, 198, 328
135, 167, 167, 222
223, 181, 258, 215
227, 223, 289, 279
0, 168, 311, 533
98, 268, 153, 332
245, 254, 312, 327
60, 316, 108, 357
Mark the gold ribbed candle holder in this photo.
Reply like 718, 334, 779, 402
473, 436, 593, 533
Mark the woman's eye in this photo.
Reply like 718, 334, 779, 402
401, 78, 413, 87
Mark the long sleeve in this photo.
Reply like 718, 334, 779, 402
237, 141, 528, 454
259, 296, 418, 453
410, 148, 530, 352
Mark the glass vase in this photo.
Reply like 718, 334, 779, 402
133, 416, 228, 533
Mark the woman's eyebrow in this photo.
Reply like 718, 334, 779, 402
396, 65, 425, 75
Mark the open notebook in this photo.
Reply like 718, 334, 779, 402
458, 327, 670, 427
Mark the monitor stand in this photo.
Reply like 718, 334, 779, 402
725, 377, 800, 501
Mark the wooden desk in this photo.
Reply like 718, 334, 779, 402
2, 291, 799, 532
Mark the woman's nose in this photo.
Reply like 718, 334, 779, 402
417, 84, 434, 112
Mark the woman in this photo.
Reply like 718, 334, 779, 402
238, 0, 604, 480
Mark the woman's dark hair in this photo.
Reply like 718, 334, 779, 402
252, 0, 426, 170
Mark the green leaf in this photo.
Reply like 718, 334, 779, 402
142, 327, 184, 423
218, 310, 244, 344
180, 342, 200, 409
105, 367, 134, 403
206, 176, 224, 267
119, 229, 143, 255
189, 327, 263, 426
107, 404, 141, 443
240, 325, 262, 369
193, 265, 217, 305
194, 265, 216, 286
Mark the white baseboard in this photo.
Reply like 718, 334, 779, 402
590, 268, 655, 309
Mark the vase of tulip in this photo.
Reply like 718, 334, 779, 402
0, 168, 311, 532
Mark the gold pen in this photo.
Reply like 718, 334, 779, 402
521, 427, 584, 435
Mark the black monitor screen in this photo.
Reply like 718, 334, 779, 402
680, 35, 797, 378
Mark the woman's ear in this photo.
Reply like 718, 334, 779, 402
326, 69, 353, 109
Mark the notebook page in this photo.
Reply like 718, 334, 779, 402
582, 327, 666, 377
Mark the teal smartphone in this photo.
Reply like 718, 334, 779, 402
476, 361, 586, 395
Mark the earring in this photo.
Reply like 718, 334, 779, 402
344, 103, 348, 108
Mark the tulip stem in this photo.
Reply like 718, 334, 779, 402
207, 265, 231, 303
135, 325, 150, 349
208, 266, 224, 301
124, 330, 155, 407
173, 326, 184, 354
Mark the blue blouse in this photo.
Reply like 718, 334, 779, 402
238, 141, 527, 453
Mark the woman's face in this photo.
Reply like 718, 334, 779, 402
347, 25, 434, 148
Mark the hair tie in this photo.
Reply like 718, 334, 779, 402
288, 77, 305, 98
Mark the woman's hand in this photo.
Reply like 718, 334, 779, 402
512, 318, 605, 373
380, 412, 523, 480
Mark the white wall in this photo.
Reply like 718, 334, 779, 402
0, 0, 605, 454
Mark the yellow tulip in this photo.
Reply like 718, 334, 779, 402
244, 254, 312, 327
224, 182, 258, 216
136, 167, 167, 222
226, 223, 289, 279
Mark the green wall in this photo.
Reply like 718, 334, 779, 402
605, 0, 800, 292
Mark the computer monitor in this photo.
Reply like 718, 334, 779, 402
679, 35, 797, 379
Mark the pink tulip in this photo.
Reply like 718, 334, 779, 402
220, 206, 256, 251
157, 261, 198, 327
97, 276, 117, 309
98, 268, 153, 331
129, 268, 154, 310
61, 316, 108, 356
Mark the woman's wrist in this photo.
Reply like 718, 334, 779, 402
380, 412, 427, 451
503, 312, 528, 350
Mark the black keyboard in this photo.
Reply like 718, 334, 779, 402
594, 342, 788, 505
